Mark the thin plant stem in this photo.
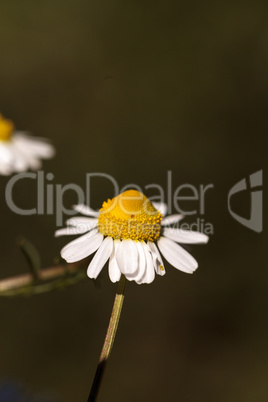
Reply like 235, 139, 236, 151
0, 262, 85, 293
88, 275, 127, 402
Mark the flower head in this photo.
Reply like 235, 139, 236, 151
98, 190, 163, 241
56, 190, 208, 284
0, 113, 55, 175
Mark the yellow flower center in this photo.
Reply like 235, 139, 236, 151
0, 114, 14, 142
98, 190, 163, 241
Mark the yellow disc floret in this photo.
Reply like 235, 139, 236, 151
0, 114, 14, 142
98, 190, 163, 241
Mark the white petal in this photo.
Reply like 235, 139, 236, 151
58, 227, 97, 242
0, 143, 13, 162
5, 145, 26, 172
161, 214, 184, 226
133, 241, 147, 282
73, 204, 100, 217
11, 141, 41, 171
108, 240, 121, 283
116, 240, 139, 279
0, 134, 52, 174
152, 202, 167, 216
13, 133, 55, 158
148, 241, 166, 276
87, 237, 113, 279
55, 227, 98, 240
163, 228, 209, 244
157, 236, 198, 274
55, 226, 90, 237
0, 134, 54, 175
66, 217, 98, 226
0, 144, 13, 175
66, 217, 98, 233
137, 242, 155, 284
0, 159, 12, 175
61, 230, 103, 263
0, 143, 14, 173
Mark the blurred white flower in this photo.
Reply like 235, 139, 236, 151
0, 113, 55, 175
56, 190, 208, 284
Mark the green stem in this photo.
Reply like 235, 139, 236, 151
88, 275, 126, 402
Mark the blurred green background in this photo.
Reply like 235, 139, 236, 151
0, 0, 266, 401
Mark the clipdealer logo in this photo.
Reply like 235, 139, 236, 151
228, 170, 263, 233
4, 170, 263, 233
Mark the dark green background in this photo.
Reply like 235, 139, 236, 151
0, 1, 266, 401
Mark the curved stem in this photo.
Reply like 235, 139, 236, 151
88, 275, 126, 402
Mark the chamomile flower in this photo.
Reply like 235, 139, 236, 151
56, 190, 208, 284
0, 113, 55, 175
